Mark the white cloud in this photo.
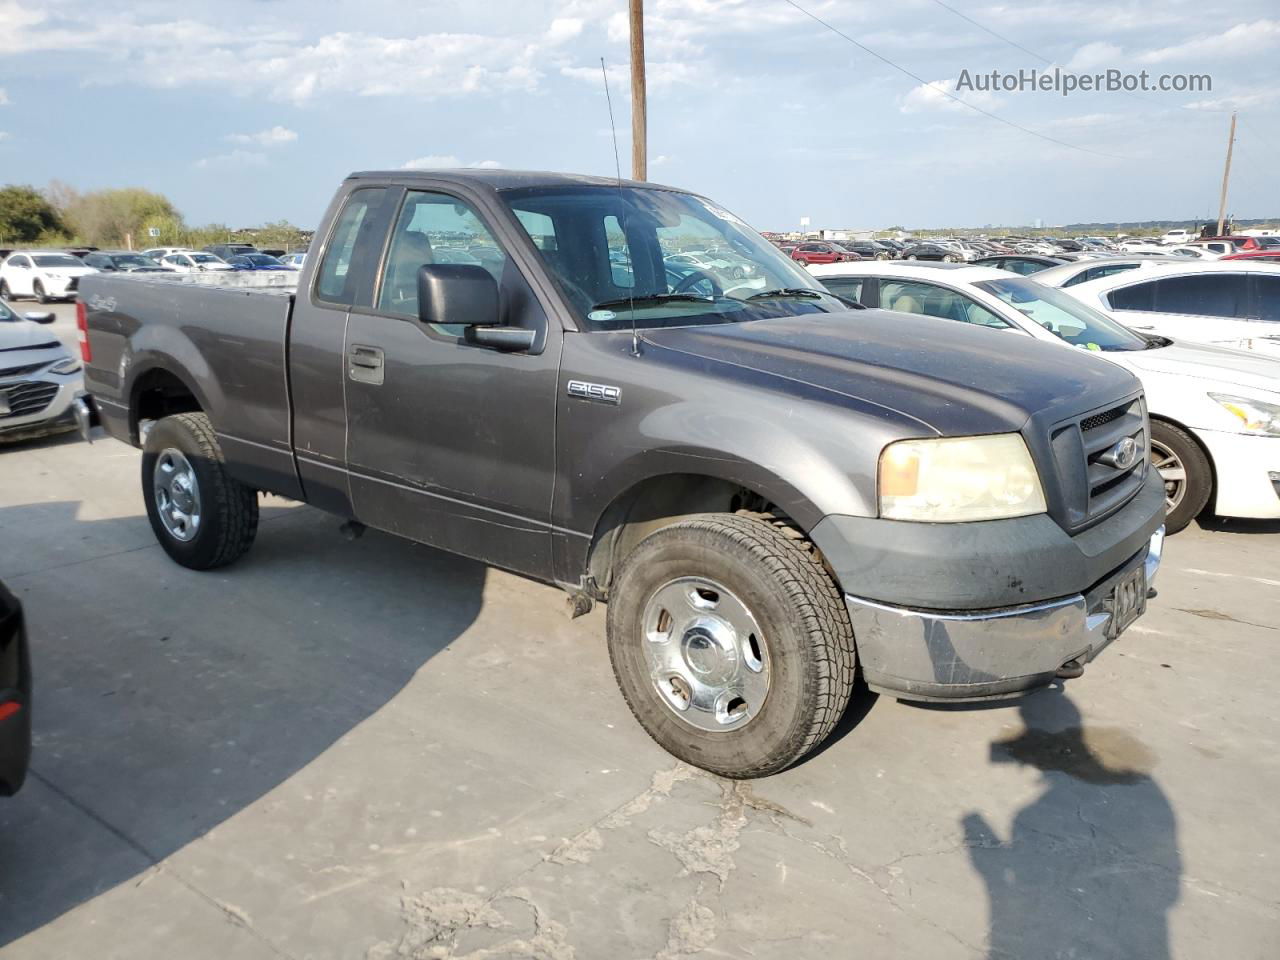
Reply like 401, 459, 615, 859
225, 125, 297, 147
196, 150, 267, 170
0, 88, 9, 106
545, 18, 583, 44
0, 132, 10, 142
900, 79, 1002, 114
1067, 41, 1123, 70
1187, 88, 1280, 111
401, 155, 502, 170
1137, 20, 1280, 64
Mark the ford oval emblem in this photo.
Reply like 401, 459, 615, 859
1101, 436, 1139, 470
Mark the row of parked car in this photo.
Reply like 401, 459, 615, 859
0, 246, 309, 303
778, 233, 1280, 268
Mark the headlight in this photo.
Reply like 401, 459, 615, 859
879, 434, 1048, 522
50, 357, 82, 375
1209, 393, 1280, 437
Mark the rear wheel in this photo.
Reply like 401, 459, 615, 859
142, 412, 259, 568
1150, 420, 1212, 534
607, 513, 857, 778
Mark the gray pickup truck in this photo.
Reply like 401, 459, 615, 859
80, 170, 1165, 778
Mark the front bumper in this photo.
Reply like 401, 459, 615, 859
844, 527, 1162, 701
42, 276, 81, 298
1195, 429, 1280, 520
0, 375, 85, 439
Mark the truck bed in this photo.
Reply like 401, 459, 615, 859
81, 271, 301, 497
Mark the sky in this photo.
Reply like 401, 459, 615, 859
1, 0, 1277, 232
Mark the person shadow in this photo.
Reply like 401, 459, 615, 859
963, 687, 1180, 960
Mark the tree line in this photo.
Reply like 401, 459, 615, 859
0, 183, 310, 251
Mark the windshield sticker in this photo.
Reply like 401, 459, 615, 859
588, 309, 617, 323
698, 199, 748, 227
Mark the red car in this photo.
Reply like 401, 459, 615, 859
1220, 250, 1280, 263
791, 242, 860, 265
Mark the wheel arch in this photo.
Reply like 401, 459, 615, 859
128, 365, 206, 445
582, 471, 823, 599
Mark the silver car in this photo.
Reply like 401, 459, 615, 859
0, 299, 88, 440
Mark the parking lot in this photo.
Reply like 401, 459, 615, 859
0, 303, 1276, 958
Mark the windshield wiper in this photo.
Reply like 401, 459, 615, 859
591, 293, 718, 311
745, 287, 824, 301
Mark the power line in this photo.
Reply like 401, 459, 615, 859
777, 0, 1127, 160
926, 0, 1050, 64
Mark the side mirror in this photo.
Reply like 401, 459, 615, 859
24, 312, 55, 324
417, 263, 533, 352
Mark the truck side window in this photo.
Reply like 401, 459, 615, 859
315, 187, 389, 306
376, 191, 507, 335
1256, 276, 1280, 322
1152, 274, 1246, 317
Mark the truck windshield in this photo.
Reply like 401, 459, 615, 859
499, 185, 849, 330
974, 277, 1153, 352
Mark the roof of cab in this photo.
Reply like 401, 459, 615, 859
347, 169, 687, 192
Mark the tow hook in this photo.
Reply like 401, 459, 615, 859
1055, 659, 1085, 680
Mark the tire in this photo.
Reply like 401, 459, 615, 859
142, 412, 259, 569
0, 279, 11, 300
907, 255, 918, 261
33, 281, 49, 304
606, 513, 857, 779
1150, 420, 1212, 534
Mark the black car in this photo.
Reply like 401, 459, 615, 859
204, 243, 258, 261
901, 242, 963, 262
1, 579, 31, 798
972, 254, 1069, 275
82, 251, 175, 273
841, 240, 892, 260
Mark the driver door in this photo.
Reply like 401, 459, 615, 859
343, 188, 561, 579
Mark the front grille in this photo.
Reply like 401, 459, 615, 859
0, 361, 48, 378
66, 277, 79, 291
0, 381, 59, 419
1047, 398, 1149, 530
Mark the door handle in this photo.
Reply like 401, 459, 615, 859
348, 345, 384, 384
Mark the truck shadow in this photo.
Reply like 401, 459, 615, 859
0, 500, 486, 946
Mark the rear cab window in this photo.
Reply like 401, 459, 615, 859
314, 186, 393, 307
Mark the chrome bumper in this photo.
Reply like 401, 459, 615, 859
846, 526, 1164, 702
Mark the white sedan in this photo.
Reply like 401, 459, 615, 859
159, 251, 235, 273
0, 251, 99, 303
809, 262, 1280, 531
1059, 261, 1280, 356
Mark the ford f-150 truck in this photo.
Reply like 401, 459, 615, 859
79, 170, 1165, 778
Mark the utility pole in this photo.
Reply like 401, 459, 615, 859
629, 0, 647, 181
1215, 111, 1237, 236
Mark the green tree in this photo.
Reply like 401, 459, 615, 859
0, 184, 68, 243
62, 188, 184, 248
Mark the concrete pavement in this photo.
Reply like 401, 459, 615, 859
0, 315, 1277, 957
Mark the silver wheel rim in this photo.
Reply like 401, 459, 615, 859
640, 577, 770, 732
154, 448, 201, 541
1150, 438, 1186, 512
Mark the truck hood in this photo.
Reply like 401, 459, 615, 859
1119, 339, 1280, 396
0, 320, 66, 354
641, 309, 1140, 436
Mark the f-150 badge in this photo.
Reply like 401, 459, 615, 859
567, 380, 621, 405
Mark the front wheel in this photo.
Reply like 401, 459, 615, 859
1150, 421, 1212, 534
607, 514, 857, 778
906, 255, 918, 261
33, 281, 49, 304
142, 412, 259, 568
